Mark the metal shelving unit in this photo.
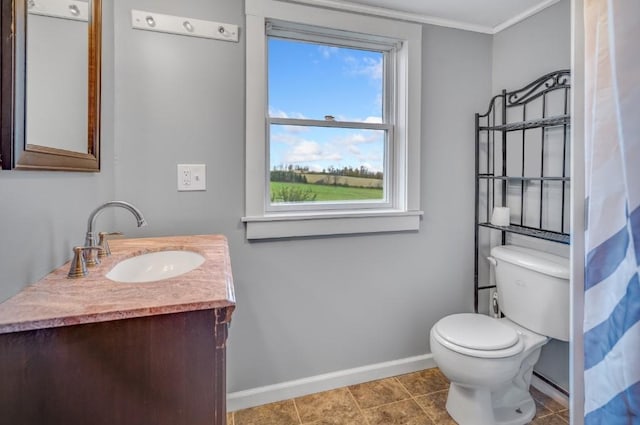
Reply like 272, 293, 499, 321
474, 70, 571, 312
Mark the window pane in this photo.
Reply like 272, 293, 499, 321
270, 125, 385, 204
268, 38, 383, 123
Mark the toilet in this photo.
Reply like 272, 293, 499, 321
430, 245, 569, 425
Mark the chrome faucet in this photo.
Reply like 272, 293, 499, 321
84, 201, 147, 265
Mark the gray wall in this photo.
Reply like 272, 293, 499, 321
111, 0, 492, 392
493, 0, 571, 93
0, 0, 570, 398
492, 0, 571, 392
0, 4, 116, 303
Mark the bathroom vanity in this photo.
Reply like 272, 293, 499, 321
0, 235, 235, 425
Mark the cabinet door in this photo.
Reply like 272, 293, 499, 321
0, 308, 232, 425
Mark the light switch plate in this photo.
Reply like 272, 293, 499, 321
177, 164, 206, 191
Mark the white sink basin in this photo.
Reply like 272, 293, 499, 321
106, 250, 205, 283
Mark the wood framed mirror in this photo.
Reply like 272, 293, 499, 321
0, 0, 101, 171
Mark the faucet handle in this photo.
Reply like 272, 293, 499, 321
97, 232, 123, 258
68, 246, 103, 279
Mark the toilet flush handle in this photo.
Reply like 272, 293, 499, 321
487, 256, 497, 267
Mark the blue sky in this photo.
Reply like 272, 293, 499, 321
268, 37, 385, 173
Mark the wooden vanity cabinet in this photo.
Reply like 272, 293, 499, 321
0, 307, 233, 425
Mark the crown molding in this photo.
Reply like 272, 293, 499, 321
279, 0, 562, 35
278, 0, 494, 34
493, 0, 561, 33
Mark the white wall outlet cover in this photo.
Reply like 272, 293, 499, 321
177, 164, 206, 191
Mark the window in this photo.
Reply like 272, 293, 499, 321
268, 27, 392, 210
244, 0, 423, 239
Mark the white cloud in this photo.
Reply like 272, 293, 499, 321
337, 131, 381, 145
284, 140, 342, 163
360, 162, 373, 170
268, 106, 307, 120
318, 46, 339, 59
345, 56, 383, 81
269, 107, 311, 134
333, 115, 383, 124
283, 126, 310, 134
271, 133, 312, 145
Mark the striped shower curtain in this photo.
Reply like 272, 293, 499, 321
583, 0, 640, 424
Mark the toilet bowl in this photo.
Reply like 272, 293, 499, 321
430, 313, 547, 425
429, 245, 569, 425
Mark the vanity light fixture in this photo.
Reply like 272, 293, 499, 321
131, 9, 239, 42
27, 0, 89, 22
68, 4, 80, 16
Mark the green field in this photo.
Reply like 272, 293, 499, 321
270, 181, 383, 202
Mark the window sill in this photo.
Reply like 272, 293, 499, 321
242, 210, 423, 239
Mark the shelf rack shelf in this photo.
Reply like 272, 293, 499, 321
477, 223, 570, 244
474, 69, 571, 313
478, 175, 570, 182
479, 114, 570, 132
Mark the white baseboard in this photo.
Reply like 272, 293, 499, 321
531, 374, 569, 408
227, 354, 435, 412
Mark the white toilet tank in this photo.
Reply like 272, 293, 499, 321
490, 245, 570, 341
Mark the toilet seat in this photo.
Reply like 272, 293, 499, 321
432, 313, 525, 359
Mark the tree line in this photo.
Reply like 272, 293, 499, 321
271, 164, 383, 180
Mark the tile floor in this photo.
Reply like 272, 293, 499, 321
228, 368, 569, 425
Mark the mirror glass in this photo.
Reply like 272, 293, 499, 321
26, 0, 88, 153
0, 0, 101, 171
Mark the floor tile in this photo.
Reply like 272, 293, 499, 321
234, 400, 300, 425
303, 416, 365, 425
294, 388, 363, 424
558, 409, 570, 423
231, 369, 571, 425
348, 377, 412, 409
530, 387, 567, 413
363, 399, 435, 425
532, 399, 554, 420
414, 389, 457, 425
531, 413, 571, 425
396, 368, 449, 396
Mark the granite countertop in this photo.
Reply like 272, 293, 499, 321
0, 234, 235, 334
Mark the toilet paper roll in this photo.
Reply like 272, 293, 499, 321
491, 207, 511, 227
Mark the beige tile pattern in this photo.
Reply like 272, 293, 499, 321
348, 377, 412, 409
529, 386, 569, 424
533, 399, 554, 420
414, 390, 457, 425
530, 387, 567, 413
396, 368, 449, 396
558, 409, 570, 422
531, 413, 570, 425
363, 399, 434, 425
294, 388, 364, 424
231, 367, 570, 425
234, 400, 300, 425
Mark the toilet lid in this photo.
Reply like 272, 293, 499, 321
434, 313, 519, 351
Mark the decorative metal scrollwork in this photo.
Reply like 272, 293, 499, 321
506, 70, 571, 106
478, 94, 503, 118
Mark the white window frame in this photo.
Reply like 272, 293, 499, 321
243, 0, 423, 239
267, 21, 396, 213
